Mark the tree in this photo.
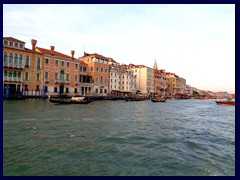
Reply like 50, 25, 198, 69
193, 90, 199, 95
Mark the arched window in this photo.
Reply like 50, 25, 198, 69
14, 54, 18, 64
9, 53, 13, 63
25, 56, 29, 66
60, 70, 64, 80
18, 72, 21, 78
4, 70, 7, 77
37, 58, 40, 68
36, 73, 40, 81
4, 52, 8, 63
13, 71, 17, 78
25, 72, 28, 80
9, 71, 12, 77
100, 76, 103, 84
19, 54, 22, 65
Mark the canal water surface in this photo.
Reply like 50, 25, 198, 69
3, 99, 235, 176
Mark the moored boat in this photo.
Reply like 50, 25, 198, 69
216, 100, 235, 105
125, 97, 147, 101
49, 96, 93, 104
151, 96, 166, 102
151, 98, 166, 102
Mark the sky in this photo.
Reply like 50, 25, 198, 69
3, 4, 235, 93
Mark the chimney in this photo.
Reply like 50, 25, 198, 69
71, 50, 75, 59
31, 39, 37, 50
50, 46, 55, 55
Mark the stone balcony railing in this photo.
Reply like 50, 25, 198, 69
3, 62, 24, 69
54, 79, 70, 84
3, 77, 22, 82
79, 82, 93, 87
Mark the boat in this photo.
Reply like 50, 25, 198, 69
125, 97, 147, 101
49, 96, 93, 104
151, 98, 166, 102
216, 100, 235, 105
151, 96, 166, 102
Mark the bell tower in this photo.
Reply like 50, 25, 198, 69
153, 59, 158, 70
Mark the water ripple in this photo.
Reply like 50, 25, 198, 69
3, 99, 235, 176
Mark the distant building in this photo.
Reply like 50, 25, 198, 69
79, 61, 93, 95
109, 59, 136, 96
3, 37, 44, 97
120, 64, 137, 96
153, 60, 167, 96
166, 72, 186, 97
79, 52, 109, 96
108, 58, 121, 95
35, 42, 81, 95
185, 84, 193, 96
127, 64, 154, 95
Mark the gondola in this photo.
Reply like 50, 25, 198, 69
49, 97, 93, 104
151, 98, 166, 102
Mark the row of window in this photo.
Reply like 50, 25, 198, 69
110, 73, 134, 79
110, 79, 132, 85
4, 52, 41, 68
110, 85, 133, 90
44, 71, 78, 82
4, 40, 24, 49
88, 57, 108, 65
4, 70, 40, 81
4, 70, 21, 78
45, 58, 79, 69
90, 67, 108, 73
95, 77, 107, 84
95, 88, 108, 94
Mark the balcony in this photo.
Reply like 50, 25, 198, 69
3, 62, 24, 69
3, 77, 22, 82
64, 80, 70, 84
45, 78, 50, 83
80, 71, 87, 75
54, 79, 70, 84
80, 82, 93, 87
54, 79, 62, 84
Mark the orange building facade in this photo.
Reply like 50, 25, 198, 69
79, 52, 109, 96
34, 41, 81, 95
3, 37, 44, 97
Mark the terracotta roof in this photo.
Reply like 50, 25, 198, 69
4, 37, 25, 44
36, 47, 74, 59
128, 64, 147, 68
25, 47, 43, 54
108, 58, 116, 63
80, 61, 88, 66
83, 52, 109, 61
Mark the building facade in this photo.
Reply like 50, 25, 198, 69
119, 65, 136, 96
79, 52, 109, 96
3, 37, 44, 98
166, 72, 186, 97
153, 60, 167, 96
109, 58, 121, 95
79, 61, 93, 95
128, 64, 154, 95
35, 42, 81, 95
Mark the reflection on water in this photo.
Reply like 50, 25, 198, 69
3, 99, 235, 175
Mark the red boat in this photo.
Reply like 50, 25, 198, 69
216, 100, 235, 105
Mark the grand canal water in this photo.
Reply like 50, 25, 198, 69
3, 99, 235, 176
